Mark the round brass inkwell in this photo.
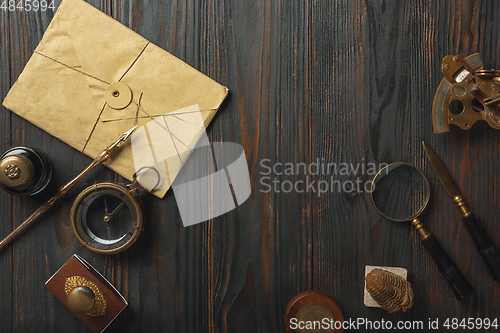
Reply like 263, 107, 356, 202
0, 147, 52, 196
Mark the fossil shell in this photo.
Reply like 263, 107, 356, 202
365, 268, 414, 313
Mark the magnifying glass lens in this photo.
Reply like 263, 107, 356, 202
371, 163, 430, 221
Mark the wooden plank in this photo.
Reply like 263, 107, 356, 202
310, 0, 416, 328
117, 0, 314, 332
4, 4, 88, 332
413, 1, 500, 332
0, 5, 13, 333
214, 1, 314, 331
1, 0, 500, 332
310, 1, 500, 332
2, 2, 115, 332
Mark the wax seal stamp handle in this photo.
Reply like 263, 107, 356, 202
67, 286, 96, 314
65, 276, 107, 317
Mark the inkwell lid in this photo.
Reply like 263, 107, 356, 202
0, 155, 35, 189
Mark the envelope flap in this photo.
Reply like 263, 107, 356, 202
51, 0, 149, 84
35, 10, 81, 68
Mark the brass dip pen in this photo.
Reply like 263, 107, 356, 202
0, 125, 137, 252
423, 142, 500, 281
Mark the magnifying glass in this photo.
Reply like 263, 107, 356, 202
371, 162, 474, 300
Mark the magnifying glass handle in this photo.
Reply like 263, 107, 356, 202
420, 234, 474, 300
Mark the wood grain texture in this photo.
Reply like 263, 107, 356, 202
0, 0, 499, 332
311, 0, 416, 328
0, 5, 13, 332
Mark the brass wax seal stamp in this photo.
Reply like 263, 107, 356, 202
45, 255, 128, 333
65, 276, 107, 317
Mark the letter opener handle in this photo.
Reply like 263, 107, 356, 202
423, 141, 500, 281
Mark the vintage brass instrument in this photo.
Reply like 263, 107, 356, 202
69, 165, 159, 255
433, 53, 500, 133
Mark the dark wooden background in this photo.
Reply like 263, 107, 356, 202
1, 0, 500, 332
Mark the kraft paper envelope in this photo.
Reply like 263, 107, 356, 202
2, 0, 228, 198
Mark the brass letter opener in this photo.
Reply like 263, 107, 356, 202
423, 142, 500, 281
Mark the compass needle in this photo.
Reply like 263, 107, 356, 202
103, 197, 111, 223
109, 202, 125, 218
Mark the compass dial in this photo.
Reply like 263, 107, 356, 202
70, 183, 143, 255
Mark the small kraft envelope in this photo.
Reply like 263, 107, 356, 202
2, 0, 228, 198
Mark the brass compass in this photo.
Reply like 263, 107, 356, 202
70, 167, 159, 255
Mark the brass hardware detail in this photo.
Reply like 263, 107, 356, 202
70, 181, 144, 255
452, 195, 472, 217
0, 155, 35, 189
65, 276, 107, 317
67, 286, 95, 314
5, 164, 20, 179
433, 53, 500, 133
411, 218, 431, 240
